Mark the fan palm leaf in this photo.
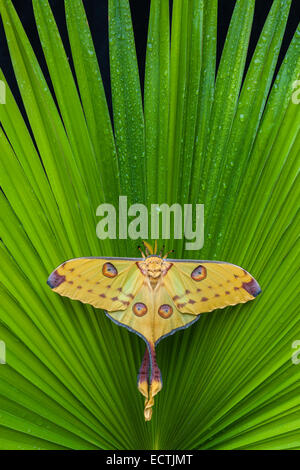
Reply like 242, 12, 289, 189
0, 0, 299, 449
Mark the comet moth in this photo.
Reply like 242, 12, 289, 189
47, 241, 261, 421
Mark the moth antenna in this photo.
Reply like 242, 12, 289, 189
158, 245, 165, 257
163, 249, 175, 259
143, 240, 153, 255
138, 245, 146, 259
154, 240, 157, 255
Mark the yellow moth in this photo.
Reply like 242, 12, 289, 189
47, 241, 261, 421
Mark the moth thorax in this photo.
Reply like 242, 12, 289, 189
137, 257, 172, 289
146, 257, 163, 279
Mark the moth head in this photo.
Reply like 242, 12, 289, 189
144, 256, 163, 278
137, 241, 174, 279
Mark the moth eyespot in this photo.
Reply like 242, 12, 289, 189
133, 302, 148, 317
102, 262, 118, 278
158, 304, 173, 319
191, 265, 207, 281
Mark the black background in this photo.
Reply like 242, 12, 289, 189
0, 0, 299, 118
0, 449, 296, 463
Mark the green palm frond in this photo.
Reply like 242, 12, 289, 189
0, 0, 299, 450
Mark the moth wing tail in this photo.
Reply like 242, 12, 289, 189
137, 347, 150, 399
143, 342, 162, 421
